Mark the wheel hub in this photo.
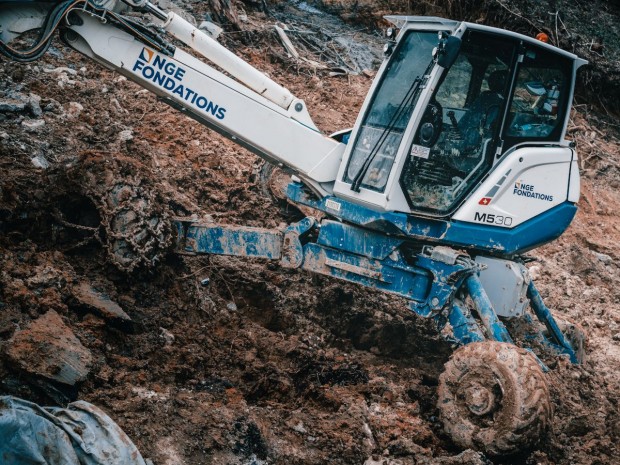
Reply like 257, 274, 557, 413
464, 382, 496, 416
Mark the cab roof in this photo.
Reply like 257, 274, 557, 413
385, 15, 587, 67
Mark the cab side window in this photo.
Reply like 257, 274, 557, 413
505, 48, 570, 142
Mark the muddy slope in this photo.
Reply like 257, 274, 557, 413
1, 1, 620, 464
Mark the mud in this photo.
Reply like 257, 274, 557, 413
1, 1, 620, 464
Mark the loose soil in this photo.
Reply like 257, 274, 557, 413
1, 1, 619, 464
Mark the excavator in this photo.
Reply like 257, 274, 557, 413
0, 0, 588, 456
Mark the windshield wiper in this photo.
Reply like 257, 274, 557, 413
351, 58, 436, 193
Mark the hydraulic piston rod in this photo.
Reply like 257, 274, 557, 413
161, 12, 295, 110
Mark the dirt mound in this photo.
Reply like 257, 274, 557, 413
1, 1, 620, 464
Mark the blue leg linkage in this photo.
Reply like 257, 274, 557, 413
448, 299, 486, 345
527, 281, 578, 363
465, 274, 513, 344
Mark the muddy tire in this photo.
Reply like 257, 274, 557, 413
437, 341, 551, 456
254, 161, 315, 220
104, 182, 172, 272
64, 153, 174, 273
256, 161, 289, 203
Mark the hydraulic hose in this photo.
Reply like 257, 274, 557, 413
0, 0, 80, 62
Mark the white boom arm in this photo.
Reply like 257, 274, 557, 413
162, 11, 295, 111
1, 1, 344, 195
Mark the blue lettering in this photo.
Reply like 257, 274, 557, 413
142, 65, 154, 79
206, 101, 218, 116
196, 96, 208, 109
164, 62, 176, 75
164, 77, 176, 90
173, 84, 184, 97
134, 58, 225, 119
153, 55, 166, 70
153, 71, 166, 86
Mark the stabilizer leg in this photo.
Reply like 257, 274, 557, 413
465, 274, 513, 344
447, 299, 485, 345
527, 281, 579, 363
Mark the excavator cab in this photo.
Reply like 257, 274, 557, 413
334, 17, 586, 231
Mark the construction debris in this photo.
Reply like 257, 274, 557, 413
274, 24, 300, 59
0, 396, 147, 465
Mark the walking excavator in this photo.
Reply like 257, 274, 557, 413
0, 0, 588, 455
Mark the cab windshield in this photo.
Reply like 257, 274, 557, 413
344, 30, 438, 192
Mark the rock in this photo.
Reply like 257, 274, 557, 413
43, 66, 77, 76
529, 264, 541, 280
43, 98, 62, 113
417, 450, 489, 464
593, 251, 612, 264
363, 457, 402, 465
612, 332, 620, 341
57, 74, 77, 88
31, 154, 50, 169
21, 119, 45, 132
118, 129, 133, 142
0, 92, 44, 116
226, 302, 238, 311
65, 101, 83, 119
159, 327, 175, 346
0, 97, 26, 113
292, 421, 307, 434
27, 93, 42, 117
71, 282, 132, 325
6, 310, 93, 385
111, 98, 127, 114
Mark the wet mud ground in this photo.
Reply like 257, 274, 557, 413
1, 1, 619, 464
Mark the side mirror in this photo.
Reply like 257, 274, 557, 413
436, 35, 461, 69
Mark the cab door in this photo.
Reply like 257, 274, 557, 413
397, 30, 517, 215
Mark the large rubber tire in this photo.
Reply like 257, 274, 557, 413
105, 182, 172, 273
437, 341, 551, 456
64, 153, 173, 273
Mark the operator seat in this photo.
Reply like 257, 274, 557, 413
460, 69, 508, 137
